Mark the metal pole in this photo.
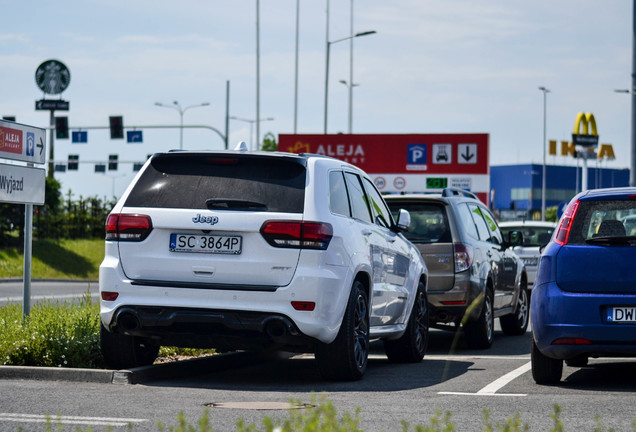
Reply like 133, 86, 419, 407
48, 110, 55, 178
294, 0, 300, 134
631, 0, 636, 186
225, 80, 230, 149
539, 87, 549, 221
22, 198, 33, 320
323, 0, 330, 134
256, 0, 261, 149
179, 110, 184, 150
348, 0, 354, 133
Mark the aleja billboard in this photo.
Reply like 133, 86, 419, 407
279, 133, 490, 203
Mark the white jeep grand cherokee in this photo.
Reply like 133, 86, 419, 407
99, 148, 428, 380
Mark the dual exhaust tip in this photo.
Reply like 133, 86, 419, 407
114, 308, 294, 341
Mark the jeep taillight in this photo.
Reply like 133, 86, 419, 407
454, 242, 473, 273
260, 221, 333, 250
554, 200, 580, 245
105, 214, 153, 242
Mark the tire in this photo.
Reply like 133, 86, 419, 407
500, 285, 529, 336
464, 288, 494, 349
315, 280, 370, 381
565, 356, 588, 367
100, 322, 159, 370
384, 281, 429, 363
531, 335, 563, 385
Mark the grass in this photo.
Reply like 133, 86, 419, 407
0, 238, 104, 280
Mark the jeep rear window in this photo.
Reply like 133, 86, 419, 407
124, 154, 306, 212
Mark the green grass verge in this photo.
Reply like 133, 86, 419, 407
0, 238, 104, 280
0, 297, 213, 368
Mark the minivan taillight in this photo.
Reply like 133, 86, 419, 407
554, 200, 580, 245
105, 214, 153, 242
454, 242, 473, 273
260, 221, 333, 250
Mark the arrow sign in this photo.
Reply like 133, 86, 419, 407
0, 119, 46, 165
458, 143, 477, 164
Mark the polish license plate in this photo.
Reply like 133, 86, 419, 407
607, 307, 636, 323
169, 233, 242, 254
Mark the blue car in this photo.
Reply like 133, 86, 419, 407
531, 187, 636, 384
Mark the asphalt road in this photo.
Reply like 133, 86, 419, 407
1, 324, 636, 432
0, 280, 99, 306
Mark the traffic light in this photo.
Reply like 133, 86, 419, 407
108, 154, 118, 171
55, 116, 69, 139
68, 154, 79, 170
109, 116, 124, 139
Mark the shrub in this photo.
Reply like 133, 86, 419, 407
0, 293, 104, 368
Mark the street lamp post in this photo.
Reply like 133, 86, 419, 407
324, 30, 376, 134
538, 86, 550, 221
230, 116, 274, 150
339, 80, 359, 132
615, 87, 636, 186
154, 101, 210, 150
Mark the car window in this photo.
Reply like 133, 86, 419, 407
344, 172, 373, 223
500, 225, 555, 247
329, 171, 351, 217
568, 200, 636, 244
482, 207, 503, 244
456, 203, 480, 240
388, 202, 450, 243
362, 177, 393, 228
125, 153, 306, 212
468, 203, 493, 242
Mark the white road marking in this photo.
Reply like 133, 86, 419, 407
438, 361, 531, 397
0, 413, 148, 427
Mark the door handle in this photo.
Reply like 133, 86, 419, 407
387, 237, 396, 243
363, 230, 372, 236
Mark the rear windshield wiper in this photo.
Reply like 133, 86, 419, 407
585, 236, 636, 246
206, 198, 267, 211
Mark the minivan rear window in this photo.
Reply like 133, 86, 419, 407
125, 153, 306, 212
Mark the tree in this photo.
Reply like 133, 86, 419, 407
261, 132, 278, 152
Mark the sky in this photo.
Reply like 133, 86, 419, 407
1, 0, 633, 199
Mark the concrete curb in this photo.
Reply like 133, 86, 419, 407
0, 351, 261, 385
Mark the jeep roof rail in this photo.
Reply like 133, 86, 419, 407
441, 187, 478, 200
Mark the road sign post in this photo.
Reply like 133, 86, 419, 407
0, 119, 47, 319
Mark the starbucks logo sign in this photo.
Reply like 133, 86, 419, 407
35, 60, 70, 95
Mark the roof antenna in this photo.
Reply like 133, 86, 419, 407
234, 141, 248, 152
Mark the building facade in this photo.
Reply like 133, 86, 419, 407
490, 164, 630, 220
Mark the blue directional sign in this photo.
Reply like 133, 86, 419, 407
127, 130, 143, 143
72, 131, 87, 143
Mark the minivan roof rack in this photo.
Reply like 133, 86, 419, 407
441, 187, 478, 199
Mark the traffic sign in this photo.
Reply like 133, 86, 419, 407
35, 99, 70, 111
0, 119, 46, 164
0, 163, 45, 205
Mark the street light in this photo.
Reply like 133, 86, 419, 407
614, 88, 636, 186
324, 30, 376, 133
538, 86, 550, 221
154, 101, 210, 150
230, 116, 274, 150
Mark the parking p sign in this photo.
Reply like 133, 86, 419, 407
407, 143, 427, 171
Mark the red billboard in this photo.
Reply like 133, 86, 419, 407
279, 134, 489, 202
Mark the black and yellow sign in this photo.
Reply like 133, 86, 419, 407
572, 112, 599, 147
